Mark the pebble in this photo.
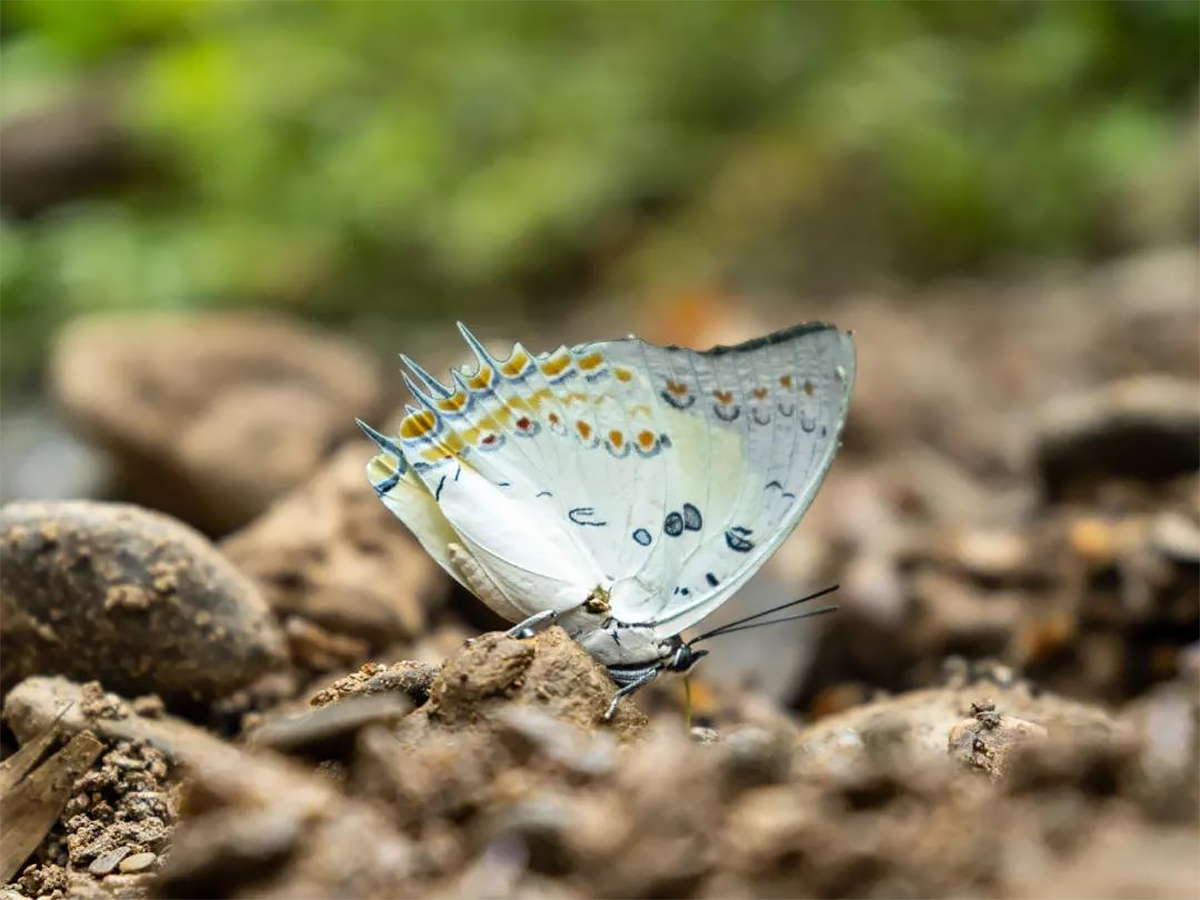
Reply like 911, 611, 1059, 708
0, 501, 286, 703
117, 852, 157, 874
87, 846, 130, 876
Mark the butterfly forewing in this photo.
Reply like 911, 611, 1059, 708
627, 323, 855, 636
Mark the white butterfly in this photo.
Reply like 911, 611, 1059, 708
359, 322, 855, 717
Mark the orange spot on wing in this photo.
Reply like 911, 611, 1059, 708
666, 380, 689, 396
753, 386, 768, 400
437, 392, 468, 412
714, 389, 734, 405
540, 353, 571, 377
468, 367, 494, 390
614, 367, 633, 382
400, 410, 437, 438
637, 430, 655, 449
548, 412, 560, 424
779, 375, 793, 390
577, 351, 604, 371
576, 421, 592, 440
500, 352, 530, 377
608, 430, 624, 447
803, 379, 815, 396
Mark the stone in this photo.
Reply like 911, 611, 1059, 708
1, 501, 286, 703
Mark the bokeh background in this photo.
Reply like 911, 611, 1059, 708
3, 1, 1197, 389
1, 4, 1198, 896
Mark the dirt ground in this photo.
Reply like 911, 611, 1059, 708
2, 248, 1197, 899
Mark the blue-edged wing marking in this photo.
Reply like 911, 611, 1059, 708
569, 507, 607, 527
726, 526, 754, 553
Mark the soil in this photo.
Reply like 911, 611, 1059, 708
1, 248, 1197, 898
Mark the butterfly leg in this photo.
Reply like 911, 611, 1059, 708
603, 668, 659, 721
505, 609, 558, 639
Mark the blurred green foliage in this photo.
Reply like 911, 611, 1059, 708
2, 1, 1196, 387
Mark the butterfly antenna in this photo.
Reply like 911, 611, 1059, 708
687, 584, 839, 645
690, 606, 839, 643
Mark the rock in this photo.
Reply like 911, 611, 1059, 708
1122, 676, 1200, 822
309, 660, 440, 709
246, 694, 413, 761
1034, 374, 1200, 500
494, 707, 618, 778
947, 699, 1049, 779
400, 627, 647, 742
87, 845, 130, 876
117, 852, 157, 874
51, 313, 385, 533
1150, 510, 1200, 563
944, 529, 1032, 581
794, 682, 1123, 779
0, 501, 286, 703
4, 677, 236, 767
283, 616, 370, 672
222, 443, 445, 646
156, 732, 414, 899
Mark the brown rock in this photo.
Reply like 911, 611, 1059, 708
283, 616, 370, 672
4, 677, 236, 768
1035, 374, 1200, 500
947, 699, 1049, 779
156, 732, 414, 899
0, 501, 286, 703
409, 627, 646, 741
51, 312, 384, 533
222, 443, 444, 645
795, 682, 1123, 779
309, 660, 440, 709
246, 694, 412, 760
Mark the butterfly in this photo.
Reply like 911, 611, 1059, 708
358, 321, 855, 718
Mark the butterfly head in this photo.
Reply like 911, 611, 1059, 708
660, 636, 708, 675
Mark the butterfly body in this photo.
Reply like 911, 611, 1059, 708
361, 321, 855, 715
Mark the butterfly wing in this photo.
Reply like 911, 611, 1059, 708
596, 322, 856, 636
363, 322, 853, 637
